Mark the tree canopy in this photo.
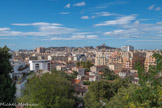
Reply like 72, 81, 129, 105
84, 79, 129, 108
0, 46, 16, 104
19, 71, 75, 108
76, 61, 93, 69
84, 52, 162, 108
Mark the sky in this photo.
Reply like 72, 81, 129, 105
0, 0, 162, 50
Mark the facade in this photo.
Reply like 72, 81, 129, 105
36, 47, 45, 54
95, 51, 145, 70
122, 51, 145, 70
95, 51, 107, 66
29, 60, 51, 72
90, 66, 107, 73
108, 63, 123, 73
121, 45, 134, 52
144, 51, 156, 72
56, 65, 67, 71
73, 54, 87, 62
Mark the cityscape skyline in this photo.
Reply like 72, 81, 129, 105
0, 0, 162, 50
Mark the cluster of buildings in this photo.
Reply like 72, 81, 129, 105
95, 45, 157, 73
9, 45, 160, 99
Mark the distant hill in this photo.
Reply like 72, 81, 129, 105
96, 44, 116, 49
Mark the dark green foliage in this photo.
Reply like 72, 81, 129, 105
84, 68, 90, 72
19, 71, 75, 108
132, 52, 162, 107
71, 71, 78, 79
0, 46, 16, 104
84, 52, 162, 108
76, 61, 93, 69
83, 81, 91, 85
107, 84, 139, 108
102, 68, 118, 80
84, 79, 129, 108
107, 52, 162, 107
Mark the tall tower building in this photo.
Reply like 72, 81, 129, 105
36, 47, 45, 54
121, 45, 134, 52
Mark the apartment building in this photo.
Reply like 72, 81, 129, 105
95, 51, 107, 66
29, 60, 51, 72
95, 51, 145, 70
121, 45, 134, 52
144, 51, 156, 72
36, 47, 45, 54
122, 51, 145, 70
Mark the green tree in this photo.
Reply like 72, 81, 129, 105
107, 84, 138, 108
19, 72, 75, 108
76, 62, 80, 67
102, 68, 118, 80
133, 52, 162, 107
84, 79, 129, 108
107, 52, 162, 107
0, 46, 16, 104
76, 61, 93, 69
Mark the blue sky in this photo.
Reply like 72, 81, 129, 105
0, 0, 162, 50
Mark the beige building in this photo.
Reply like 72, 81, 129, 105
144, 51, 156, 72
108, 63, 123, 74
95, 51, 107, 66
36, 47, 45, 54
95, 51, 145, 70
122, 51, 145, 70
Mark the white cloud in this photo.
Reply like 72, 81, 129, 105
157, 22, 162, 24
0, 22, 98, 41
80, 12, 120, 20
91, 16, 96, 19
139, 19, 150, 21
155, 7, 161, 11
103, 22, 162, 39
134, 20, 140, 24
0, 28, 11, 31
94, 15, 136, 26
148, 5, 155, 10
65, 3, 71, 8
73, 32, 92, 35
74, 1, 86, 7
12, 22, 61, 26
72, 35, 85, 39
50, 37, 73, 40
0, 22, 77, 36
148, 5, 161, 11
49, 33, 98, 40
0, 38, 16, 40
93, 1, 128, 9
60, 12, 71, 15
104, 30, 126, 35
50, 35, 97, 41
86, 35, 98, 39
81, 16, 89, 19
127, 40, 162, 42
93, 12, 119, 17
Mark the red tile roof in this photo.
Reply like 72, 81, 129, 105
72, 79, 81, 84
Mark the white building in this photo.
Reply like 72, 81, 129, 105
89, 72, 101, 81
29, 60, 51, 72
56, 65, 67, 71
73, 54, 87, 62
119, 72, 127, 78
121, 45, 134, 52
